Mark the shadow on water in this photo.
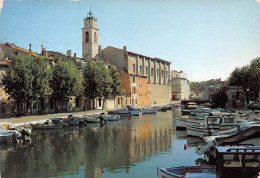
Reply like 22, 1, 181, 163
0, 111, 194, 178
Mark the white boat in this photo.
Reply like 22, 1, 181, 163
186, 115, 249, 137
157, 166, 216, 178
141, 107, 157, 114
176, 112, 248, 130
83, 114, 105, 123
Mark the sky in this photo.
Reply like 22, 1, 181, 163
0, 0, 260, 82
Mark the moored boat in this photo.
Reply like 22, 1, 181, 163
141, 107, 157, 114
158, 146, 260, 178
100, 112, 120, 121
30, 120, 64, 129
157, 166, 216, 178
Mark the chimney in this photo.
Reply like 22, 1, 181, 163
123, 46, 127, 51
74, 53, 77, 57
67, 50, 72, 57
42, 48, 48, 57
29, 43, 32, 54
0, 47, 3, 60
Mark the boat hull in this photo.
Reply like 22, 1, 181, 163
157, 166, 216, 178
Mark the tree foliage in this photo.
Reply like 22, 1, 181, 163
1, 55, 52, 110
83, 60, 113, 100
211, 86, 228, 108
51, 60, 83, 107
227, 57, 260, 101
108, 65, 122, 97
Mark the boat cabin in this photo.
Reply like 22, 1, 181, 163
216, 146, 260, 178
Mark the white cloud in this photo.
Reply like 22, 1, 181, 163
0, 0, 4, 16
257, 0, 260, 4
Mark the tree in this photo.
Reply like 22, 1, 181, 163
83, 60, 113, 109
211, 86, 228, 108
1, 55, 52, 111
108, 65, 122, 97
227, 57, 260, 103
50, 60, 83, 111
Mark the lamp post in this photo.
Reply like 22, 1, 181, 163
246, 88, 249, 107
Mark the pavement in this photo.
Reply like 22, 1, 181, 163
0, 110, 105, 128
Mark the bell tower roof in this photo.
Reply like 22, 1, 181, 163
84, 6, 96, 20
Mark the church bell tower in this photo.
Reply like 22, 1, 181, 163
82, 9, 99, 59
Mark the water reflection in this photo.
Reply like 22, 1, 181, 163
1, 112, 173, 178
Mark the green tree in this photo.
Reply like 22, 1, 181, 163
211, 86, 228, 108
83, 60, 113, 109
227, 57, 260, 103
51, 60, 83, 111
108, 65, 122, 97
1, 55, 52, 111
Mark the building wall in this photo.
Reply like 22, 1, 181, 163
102, 47, 126, 70
136, 76, 151, 106
150, 84, 171, 105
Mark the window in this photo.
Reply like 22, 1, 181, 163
166, 71, 168, 78
161, 70, 164, 77
151, 68, 154, 76
139, 65, 142, 75
85, 32, 89, 43
94, 32, 97, 43
118, 98, 120, 104
126, 99, 127, 105
131, 76, 136, 83
145, 67, 148, 75
132, 64, 135, 73
157, 69, 159, 77
132, 86, 136, 93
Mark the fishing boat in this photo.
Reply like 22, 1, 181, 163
107, 107, 131, 117
176, 112, 248, 130
186, 115, 249, 137
30, 120, 64, 129
141, 107, 157, 114
0, 126, 22, 143
158, 146, 260, 178
126, 105, 142, 116
157, 166, 216, 178
83, 114, 106, 123
100, 112, 120, 121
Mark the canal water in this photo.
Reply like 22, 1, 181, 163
0, 109, 205, 178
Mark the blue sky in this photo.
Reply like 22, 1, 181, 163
0, 0, 260, 82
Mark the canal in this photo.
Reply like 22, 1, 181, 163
0, 109, 205, 178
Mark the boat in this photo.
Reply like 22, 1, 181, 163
100, 112, 120, 121
126, 105, 143, 116
196, 125, 260, 155
141, 107, 157, 114
176, 112, 248, 130
186, 115, 249, 137
107, 107, 131, 117
30, 119, 64, 129
158, 146, 260, 178
186, 102, 198, 109
0, 126, 22, 143
157, 166, 216, 178
83, 114, 106, 123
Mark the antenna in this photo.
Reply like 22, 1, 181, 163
88, 6, 93, 16
64, 43, 70, 53
37, 39, 49, 49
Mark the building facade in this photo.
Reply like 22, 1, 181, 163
170, 70, 190, 101
102, 46, 171, 106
